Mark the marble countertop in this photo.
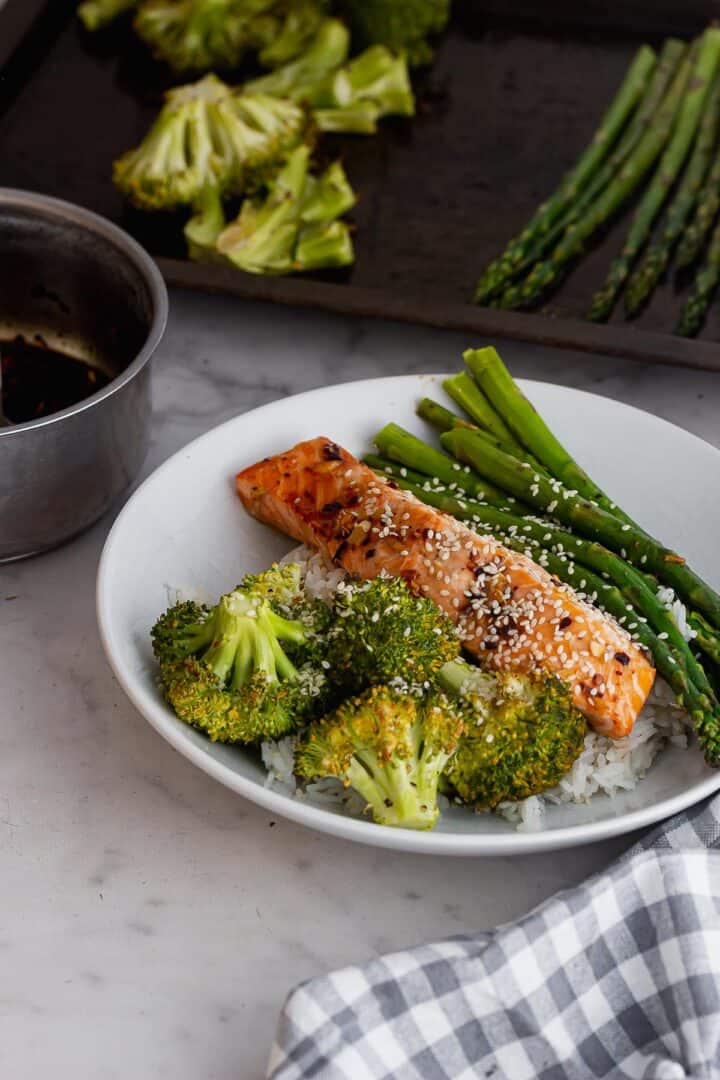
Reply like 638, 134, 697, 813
3, 292, 720, 1079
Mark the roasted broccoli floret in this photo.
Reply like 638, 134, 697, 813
78, 0, 138, 31
133, 0, 275, 75
254, 0, 328, 68
247, 27, 413, 133
210, 142, 355, 273
325, 575, 461, 695
340, 0, 451, 65
245, 17, 350, 101
133, 0, 326, 74
151, 563, 330, 743
113, 74, 307, 209
308, 45, 414, 133
295, 684, 466, 829
438, 659, 587, 809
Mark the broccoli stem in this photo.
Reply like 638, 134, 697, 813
203, 591, 304, 687
185, 187, 226, 262
347, 755, 436, 830
245, 18, 350, 101
437, 657, 495, 699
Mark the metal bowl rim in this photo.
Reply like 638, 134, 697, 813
0, 187, 168, 439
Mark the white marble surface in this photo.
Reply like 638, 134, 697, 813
2, 292, 720, 1080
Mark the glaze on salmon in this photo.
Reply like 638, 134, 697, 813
236, 437, 656, 737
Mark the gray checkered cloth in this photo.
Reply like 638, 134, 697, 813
268, 794, 720, 1079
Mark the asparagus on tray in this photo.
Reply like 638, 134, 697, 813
676, 212, 720, 335
588, 30, 720, 321
476, 39, 686, 307
500, 47, 694, 311
472, 45, 658, 306
624, 67, 720, 315
674, 145, 720, 270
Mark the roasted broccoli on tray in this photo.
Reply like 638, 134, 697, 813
189, 143, 356, 273
339, 0, 451, 65
133, 0, 328, 76
113, 74, 307, 209
247, 30, 415, 133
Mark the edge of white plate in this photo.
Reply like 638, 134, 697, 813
96, 375, 720, 856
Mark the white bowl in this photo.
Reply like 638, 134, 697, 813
97, 375, 720, 855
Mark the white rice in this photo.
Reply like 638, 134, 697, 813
657, 585, 696, 642
263, 545, 693, 831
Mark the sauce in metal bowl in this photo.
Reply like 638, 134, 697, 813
0, 334, 110, 424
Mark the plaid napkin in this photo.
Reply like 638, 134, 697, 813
267, 794, 720, 1079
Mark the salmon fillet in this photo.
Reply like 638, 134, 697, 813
236, 437, 656, 737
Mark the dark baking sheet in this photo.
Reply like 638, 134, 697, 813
3, 0, 720, 371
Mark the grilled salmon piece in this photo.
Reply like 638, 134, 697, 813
236, 437, 655, 737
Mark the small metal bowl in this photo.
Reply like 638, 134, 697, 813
0, 190, 168, 562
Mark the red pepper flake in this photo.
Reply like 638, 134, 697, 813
614, 651, 630, 666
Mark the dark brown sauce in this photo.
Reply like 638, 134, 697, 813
0, 335, 110, 423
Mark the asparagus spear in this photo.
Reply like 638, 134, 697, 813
416, 397, 477, 433
625, 68, 720, 315
504, 50, 694, 311
442, 373, 520, 446
418, 408, 549, 481
440, 425, 720, 631
690, 611, 720, 664
588, 32, 720, 322
674, 146, 720, 269
676, 213, 720, 335
472, 45, 657, 304
373, 423, 516, 510
464, 347, 634, 524
476, 39, 686, 307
